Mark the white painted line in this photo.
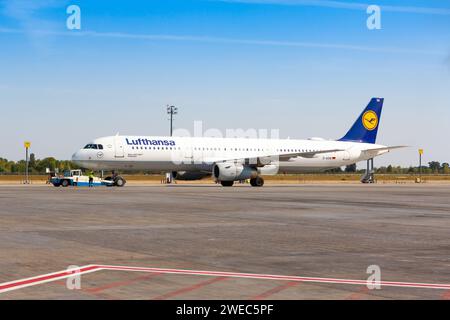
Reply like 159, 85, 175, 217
0, 265, 99, 294
1, 264, 450, 294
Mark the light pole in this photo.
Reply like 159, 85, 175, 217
419, 148, 423, 183
24, 141, 31, 184
166, 105, 178, 137
166, 105, 178, 184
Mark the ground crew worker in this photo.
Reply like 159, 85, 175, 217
88, 171, 94, 187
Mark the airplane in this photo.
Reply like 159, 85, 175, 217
72, 98, 405, 187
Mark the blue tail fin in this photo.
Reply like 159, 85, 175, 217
339, 98, 384, 144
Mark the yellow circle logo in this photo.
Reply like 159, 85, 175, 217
362, 110, 378, 131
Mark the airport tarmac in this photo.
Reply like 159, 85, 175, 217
0, 184, 449, 300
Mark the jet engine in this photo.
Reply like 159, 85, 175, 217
213, 162, 258, 181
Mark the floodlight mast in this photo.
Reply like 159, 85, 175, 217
166, 105, 178, 137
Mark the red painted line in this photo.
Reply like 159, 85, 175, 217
153, 276, 228, 300
346, 286, 370, 300
53, 279, 118, 300
251, 281, 299, 300
441, 290, 450, 300
86, 273, 160, 294
2, 264, 450, 294
85, 272, 162, 294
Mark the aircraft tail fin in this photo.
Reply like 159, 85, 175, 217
339, 98, 384, 144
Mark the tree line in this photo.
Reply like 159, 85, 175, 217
0, 154, 449, 175
0, 154, 77, 174
329, 161, 450, 174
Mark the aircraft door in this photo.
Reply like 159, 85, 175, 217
184, 145, 193, 164
342, 151, 351, 161
115, 136, 125, 158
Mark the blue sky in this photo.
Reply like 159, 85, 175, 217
0, 0, 449, 167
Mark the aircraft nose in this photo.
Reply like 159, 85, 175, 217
72, 150, 82, 162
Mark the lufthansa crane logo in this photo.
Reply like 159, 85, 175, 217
362, 110, 378, 131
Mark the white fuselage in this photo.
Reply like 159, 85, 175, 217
72, 135, 389, 173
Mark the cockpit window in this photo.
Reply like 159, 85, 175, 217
84, 144, 104, 149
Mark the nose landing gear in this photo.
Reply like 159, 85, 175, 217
114, 176, 126, 187
105, 171, 127, 187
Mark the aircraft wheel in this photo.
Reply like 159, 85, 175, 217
114, 176, 126, 187
220, 180, 234, 187
250, 176, 264, 187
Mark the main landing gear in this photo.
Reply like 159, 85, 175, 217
219, 176, 265, 187
250, 176, 264, 187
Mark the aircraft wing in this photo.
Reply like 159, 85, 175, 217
206, 148, 345, 167
276, 149, 344, 160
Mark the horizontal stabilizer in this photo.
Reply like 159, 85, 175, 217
362, 146, 408, 152
361, 145, 408, 156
